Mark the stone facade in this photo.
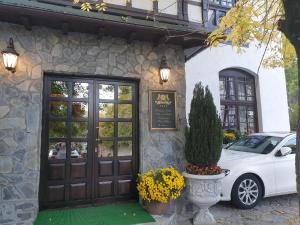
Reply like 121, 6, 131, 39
0, 21, 186, 225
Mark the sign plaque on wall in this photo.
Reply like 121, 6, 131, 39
149, 90, 177, 131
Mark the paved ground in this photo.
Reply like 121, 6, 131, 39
211, 194, 299, 225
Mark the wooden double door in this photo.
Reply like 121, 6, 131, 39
40, 75, 139, 209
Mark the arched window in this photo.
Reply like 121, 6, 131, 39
219, 69, 258, 134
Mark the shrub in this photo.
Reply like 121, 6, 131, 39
185, 83, 223, 174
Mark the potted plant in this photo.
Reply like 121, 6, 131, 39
183, 83, 225, 225
223, 131, 237, 145
223, 129, 242, 145
137, 166, 185, 215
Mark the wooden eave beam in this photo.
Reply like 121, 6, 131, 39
0, 0, 211, 58
0, 0, 204, 33
61, 22, 69, 35
20, 15, 31, 30
97, 27, 106, 40
126, 31, 137, 44
153, 35, 168, 47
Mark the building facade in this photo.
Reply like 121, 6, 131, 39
0, 0, 234, 224
186, 43, 290, 133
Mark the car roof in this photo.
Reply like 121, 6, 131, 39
249, 132, 295, 138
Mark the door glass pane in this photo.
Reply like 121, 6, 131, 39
237, 79, 246, 101
49, 101, 67, 117
118, 86, 132, 100
247, 108, 255, 133
99, 103, 114, 118
219, 78, 226, 100
226, 77, 235, 100
71, 122, 88, 138
99, 84, 114, 100
239, 106, 247, 123
239, 123, 247, 134
50, 81, 68, 97
71, 142, 88, 159
248, 123, 255, 133
118, 122, 132, 137
99, 122, 114, 137
72, 102, 88, 119
48, 141, 66, 160
247, 108, 255, 123
118, 141, 132, 156
246, 81, 254, 101
73, 82, 89, 98
49, 121, 66, 138
118, 104, 132, 118
228, 106, 236, 127
98, 141, 113, 158
220, 105, 227, 127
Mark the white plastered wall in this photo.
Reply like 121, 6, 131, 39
185, 43, 290, 132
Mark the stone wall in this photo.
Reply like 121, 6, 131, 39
0, 22, 186, 225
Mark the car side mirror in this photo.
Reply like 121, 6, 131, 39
275, 147, 292, 157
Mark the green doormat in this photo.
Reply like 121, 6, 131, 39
34, 203, 155, 225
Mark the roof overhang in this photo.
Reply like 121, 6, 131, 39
0, 0, 208, 60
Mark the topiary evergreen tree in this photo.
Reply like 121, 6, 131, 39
185, 82, 223, 168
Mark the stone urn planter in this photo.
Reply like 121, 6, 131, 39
183, 172, 225, 225
144, 201, 170, 215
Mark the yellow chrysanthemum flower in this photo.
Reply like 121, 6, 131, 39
137, 166, 185, 203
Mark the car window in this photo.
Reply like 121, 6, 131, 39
226, 135, 283, 154
283, 138, 296, 154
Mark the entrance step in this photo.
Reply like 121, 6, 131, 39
137, 214, 192, 225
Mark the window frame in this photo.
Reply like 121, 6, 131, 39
219, 69, 258, 133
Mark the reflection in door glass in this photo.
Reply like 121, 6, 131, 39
48, 141, 66, 160
237, 79, 246, 101
98, 141, 113, 158
49, 121, 66, 138
118, 86, 132, 100
49, 101, 67, 117
71, 122, 88, 138
71, 142, 87, 159
99, 103, 114, 118
99, 122, 114, 137
50, 81, 68, 97
118, 141, 132, 156
118, 104, 132, 118
99, 84, 114, 99
246, 81, 254, 101
73, 82, 89, 98
72, 102, 88, 119
118, 122, 132, 137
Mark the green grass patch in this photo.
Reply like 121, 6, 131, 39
34, 202, 155, 225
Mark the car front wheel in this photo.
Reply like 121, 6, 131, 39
231, 174, 263, 209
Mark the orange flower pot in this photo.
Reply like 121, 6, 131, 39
144, 201, 170, 215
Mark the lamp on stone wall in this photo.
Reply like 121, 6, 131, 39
1, 38, 19, 73
159, 56, 170, 83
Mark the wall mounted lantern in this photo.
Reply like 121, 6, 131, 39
1, 38, 19, 73
159, 56, 170, 83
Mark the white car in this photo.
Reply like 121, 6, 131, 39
218, 132, 297, 209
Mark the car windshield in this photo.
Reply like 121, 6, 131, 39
226, 135, 283, 154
